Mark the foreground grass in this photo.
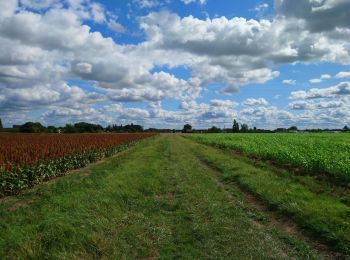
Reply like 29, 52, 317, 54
185, 135, 350, 255
0, 135, 317, 259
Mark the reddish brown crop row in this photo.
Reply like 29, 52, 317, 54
0, 133, 154, 170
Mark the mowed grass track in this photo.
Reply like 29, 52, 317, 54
0, 135, 319, 259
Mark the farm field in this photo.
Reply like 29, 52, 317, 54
0, 134, 349, 258
187, 133, 350, 185
0, 133, 154, 196
2, 0, 349, 258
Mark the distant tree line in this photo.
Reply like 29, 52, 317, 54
64, 122, 104, 133
105, 123, 143, 133
15, 122, 106, 133
145, 128, 177, 133
0, 119, 179, 134
181, 120, 350, 134
0, 120, 145, 133
182, 120, 269, 133
0, 117, 350, 134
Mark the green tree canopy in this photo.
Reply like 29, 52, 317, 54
207, 126, 221, 133
64, 124, 78, 133
182, 124, 192, 133
241, 124, 249, 132
19, 122, 46, 133
232, 120, 240, 132
106, 123, 143, 133
74, 122, 104, 133
288, 126, 298, 131
123, 123, 143, 133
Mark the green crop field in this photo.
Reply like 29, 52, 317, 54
187, 133, 350, 184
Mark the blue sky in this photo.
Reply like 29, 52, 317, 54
0, 0, 350, 129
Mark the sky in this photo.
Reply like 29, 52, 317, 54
0, 0, 350, 129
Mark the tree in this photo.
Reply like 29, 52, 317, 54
47, 126, 57, 133
64, 124, 78, 133
182, 124, 192, 133
207, 126, 221, 133
123, 123, 143, 132
19, 122, 46, 133
106, 124, 123, 132
0, 118, 3, 129
232, 120, 240, 132
241, 123, 249, 132
74, 122, 103, 133
106, 123, 143, 133
288, 126, 298, 131
343, 125, 349, 132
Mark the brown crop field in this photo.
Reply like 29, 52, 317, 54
0, 133, 154, 195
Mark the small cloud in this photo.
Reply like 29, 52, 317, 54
90, 2, 106, 23
336, 71, 350, 78
320, 74, 331, 79
290, 82, 350, 100
75, 63, 92, 74
309, 78, 322, 84
243, 98, 269, 106
254, 3, 269, 12
108, 20, 126, 33
309, 74, 331, 84
288, 101, 313, 110
282, 79, 296, 85
181, 0, 206, 5
133, 0, 160, 9
210, 99, 239, 107
251, 3, 269, 17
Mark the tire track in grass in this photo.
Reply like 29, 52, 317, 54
183, 135, 350, 258
164, 135, 319, 259
196, 155, 342, 260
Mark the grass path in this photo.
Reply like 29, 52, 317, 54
0, 135, 328, 258
185, 135, 350, 256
